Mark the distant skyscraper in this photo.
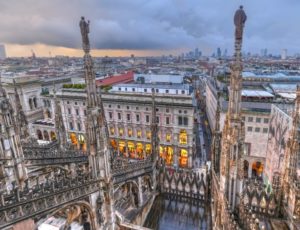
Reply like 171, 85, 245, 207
195, 48, 199, 58
217, 47, 222, 58
281, 49, 287, 60
224, 49, 228, 57
0, 44, 6, 59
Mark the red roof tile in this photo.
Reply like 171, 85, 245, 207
95, 71, 134, 86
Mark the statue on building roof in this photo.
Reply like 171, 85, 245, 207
234, 5, 247, 40
79, 16, 90, 50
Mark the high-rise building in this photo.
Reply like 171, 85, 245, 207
0, 44, 6, 59
217, 47, 222, 58
281, 49, 287, 60
224, 49, 228, 57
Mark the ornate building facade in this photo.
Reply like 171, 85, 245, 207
32, 83, 195, 169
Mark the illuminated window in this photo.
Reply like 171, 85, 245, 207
137, 130, 142, 138
160, 146, 173, 165
78, 134, 86, 151
110, 127, 115, 135
179, 130, 187, 144
119, 141, 126, 155
128, 128, 133, 137
128, 141, 135, 158
166, 133, 171, 142
70, 133, 78, 147
119, 128, 124, 136
136, 143, 144, 159
159, 145, 164, 158
179, 149, 188, 167
146, 131, 151, 140
145, 144, 151, 155
110, 139, 117, 150
50, 131, 56, 141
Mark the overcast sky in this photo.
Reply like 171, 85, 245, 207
0, 0, 299, 57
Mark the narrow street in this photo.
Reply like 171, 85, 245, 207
194, 80, 212, 169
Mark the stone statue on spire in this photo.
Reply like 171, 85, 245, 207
234, 5, 247, 40
79, 16, 90, 51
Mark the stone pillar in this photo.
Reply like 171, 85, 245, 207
138, 177, 144, 206
248, 162, 252, 179
188, 147, 193, 168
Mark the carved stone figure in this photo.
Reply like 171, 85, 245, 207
234, 6, 247, 40
79, 16, 90, 47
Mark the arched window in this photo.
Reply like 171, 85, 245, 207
36, 130, 43, 140
136, 143, 144, 159
252, 161, 264, 179
137, 129, 142, 138
43, 131, 50, 141
146, 130, 151, 140
110, 127, 115, 135
110, 139, 117, 150
50, 131, 56, 141
165, 147, 174, 165
69, 133, 78, 147
179, 130, 187, 144
128, 128, 133, 137
145, 144, 151, 156
119, 127, 124, 137
128, 142, 135, 158
78, 134, 86, 151
166, 133, 171, 142
179, 149, 188, 167
118, 141, 126, 156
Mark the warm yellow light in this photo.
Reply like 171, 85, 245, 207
128, 128, 133, 137
70, 133, 78, 146
118, 141, 126, 156
137, 130, 142, 138
146, 144, 151, 155
128, 141, 135, 158
146, 131, 151, 140
119, 128, 124, 136
110, 127, 115, 135
166, 133, 171, 142
179, 130, 187, 144
179, 149, 188, 167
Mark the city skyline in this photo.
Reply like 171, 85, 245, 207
1, 0, 299, 57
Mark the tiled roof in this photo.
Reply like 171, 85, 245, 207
96, 71, 134, 86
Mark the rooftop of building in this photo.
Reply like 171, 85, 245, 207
112, 83, 190, 90
243, 71, 300, 81
95, 71, 134, 87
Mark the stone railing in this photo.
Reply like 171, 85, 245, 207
241, 179, 277, 218
23, 141, 88, 165
160, 168, 209, 201
0, 172, 100, 229
112, 157, 153, 184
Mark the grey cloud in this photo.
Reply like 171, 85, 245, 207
0, 0, 299, 54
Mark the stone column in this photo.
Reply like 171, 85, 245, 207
248, 161, 252, 179
138, 177, 144, 207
